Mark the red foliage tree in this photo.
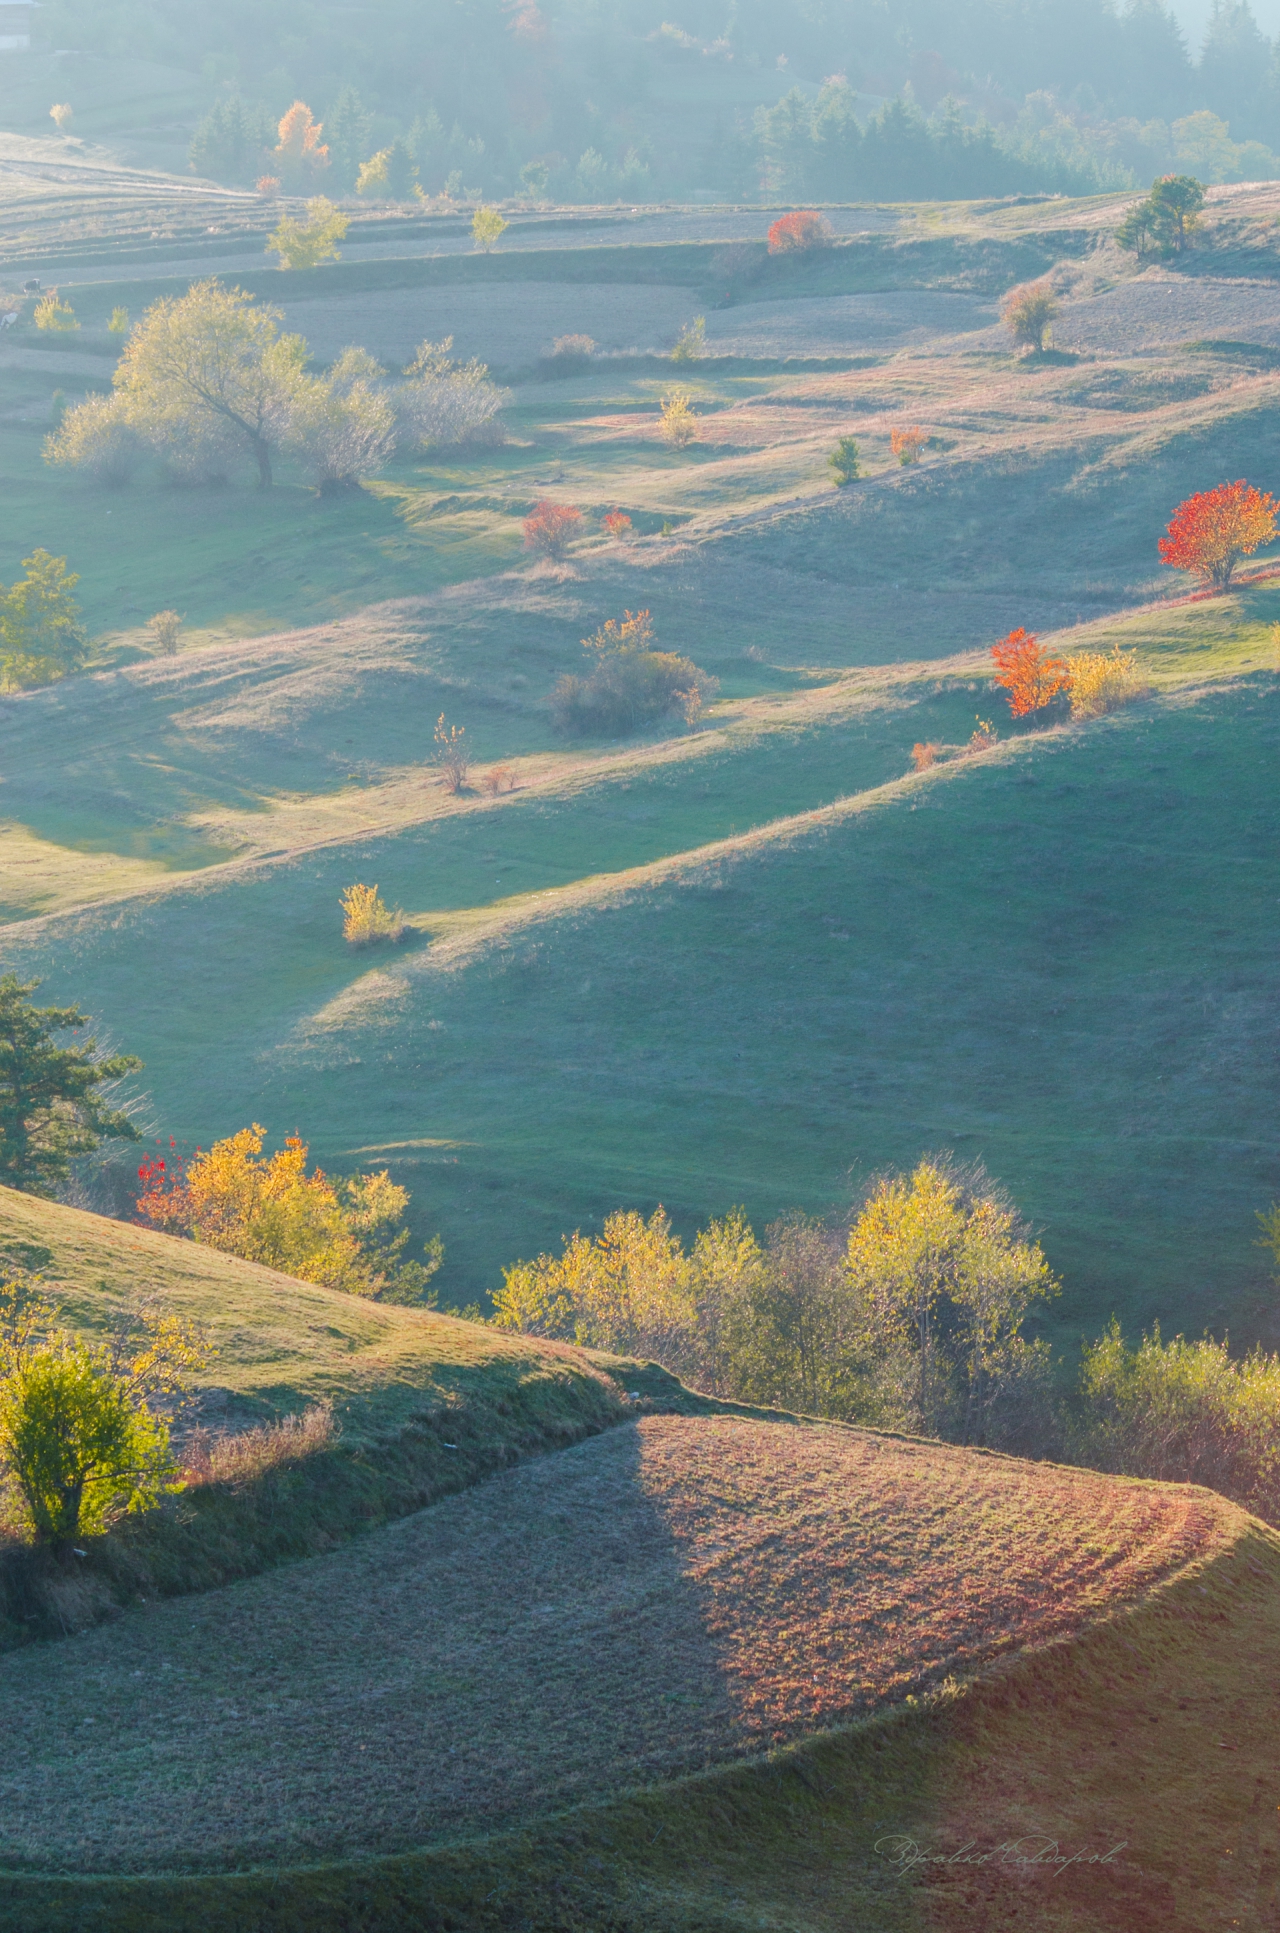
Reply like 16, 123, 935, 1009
767, 211, 833, 254
1157, 480, 1278, 590
523, 500, 584, 558
991, 628, 1069, 719
602, 510, 632, 540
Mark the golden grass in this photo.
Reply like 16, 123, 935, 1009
0, 1413, 1232, 1875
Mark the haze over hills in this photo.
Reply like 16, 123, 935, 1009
2, 7, 1280, 1922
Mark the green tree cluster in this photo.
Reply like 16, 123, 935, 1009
0, 552, 86, 689
1116, 174, 1206, 256
0, 975, 140, 1193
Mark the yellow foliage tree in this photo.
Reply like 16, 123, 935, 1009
274, 101, 329, 191
340, 881, 404, 944
34, 292, 77, 333
471, 206, 508, 252
492, 1208, 696, 1361
660, 389, 698, 448
266, 197, 348, 270
137, 1125, 439, 1299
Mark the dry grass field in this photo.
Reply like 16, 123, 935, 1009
0, 1412, 1231, 1875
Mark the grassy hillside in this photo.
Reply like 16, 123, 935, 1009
2, 195, 1279, 1348
0, 1410, 1270, 1929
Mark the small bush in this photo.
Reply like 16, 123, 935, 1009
767, 210, 833, 254
49, 103, 72, 132
967, 715, 998, 752
34, 292, 77, 333
551, 608, 718, 738
433, 713, 469, 792
472, 205, 508, 252
603, 509, 632, 540
1001, 277, 1058, 354
672, 315, 706, 362
256, 175, 281, 196
890, 425, 927, 466
523, 499, 584, 558
1066, 645, 1144, 718
182, 1404, 335, 1490
0, 1289, 202, 1548
829, 435, 860, 485
266, 196, 348, 270
108, 307, 129, 335
147, 609, 182, 655
660, 389, 698, 448
340, 882, 404, 945
481, 764, 516, 796
911, 741, 940, 771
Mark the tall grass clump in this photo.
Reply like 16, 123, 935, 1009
181, 1403, 335, 1489
1073, 1321, 1280, 1522
340, 882, 404, 945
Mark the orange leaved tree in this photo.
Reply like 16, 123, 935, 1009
523, 499, 584, 558
890, 425, 927, 466
767, 211, 833, 254
1157, 480, 1278, 590
274, 102, 329, 192
991, 628, 1069, 719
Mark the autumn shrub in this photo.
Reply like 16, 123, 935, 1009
767, 210, 833, 254
266, 197, 348, 270
340, 881, 404, 944
181, 1403, 335, 1490
1000, 277, 1057, 354
523, 499, 584, 558
991, 627, 1069, 719
968, 716, 998, 752
602, 509, 632, 540
659, 389, 698, 448
1072, 1321, 1280, 1523
1158, 479, 1278, 589
108, 306, 129, 335
890, 425, 927, 466
472, 206, 508, 252
911, 741, 940, 771
136, 1125, 442, 1302
34, 292, 77, 333
147, 609, 182, 655
481, 764, 515, 796
550, 608, 718, 738
1066, 645, 1144, 718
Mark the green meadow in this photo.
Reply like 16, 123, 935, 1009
1, 185, 1279, 1348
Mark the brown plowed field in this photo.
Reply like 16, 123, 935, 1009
0, 1413, 1228, 1873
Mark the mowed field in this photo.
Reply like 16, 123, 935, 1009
0, 179, 1278, 1349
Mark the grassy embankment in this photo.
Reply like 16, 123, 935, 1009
0, 1184, 663, 1642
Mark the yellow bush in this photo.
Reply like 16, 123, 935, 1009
660, 389, 698, 448
340, 881, 404, 945
492, 1208, 696, 1360
34, 292, 77, 333
1066, 645, 1143, 719
472, 206, 508, 252
266, 197, 348, 270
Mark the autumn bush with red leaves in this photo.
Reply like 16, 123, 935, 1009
766, 210, 833, 254
523, 500, 584, 559
1157, 479, 1278, 589
991, 627, 1069, 719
